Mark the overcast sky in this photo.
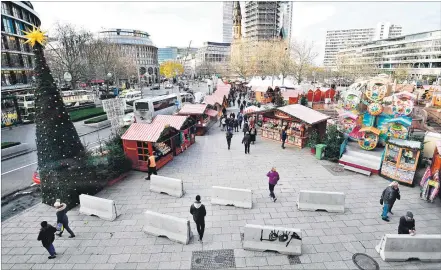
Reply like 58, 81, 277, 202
33, 1, 441, 65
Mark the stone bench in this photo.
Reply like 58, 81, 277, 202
79, 194, 117, 221
243, 224, 302, 255
150, 175, 184, 198
211, 186, 252, 209
297, 190, 345, 213
143, 210, 192, 245
376, 234, 441, 262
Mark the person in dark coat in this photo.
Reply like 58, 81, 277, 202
222, 107, 227, 116
398, 211, 416, 235
249, 126, 257, 144
238, 114, 243, 129
190, 195, 207, 242
242, 99, 246, 107
281, 126, 288, 149
388, 185, 401, 215
37, 221, 57, 259
240, 104, 244, 113
226, 130, 233, 150
233, 118, 239, 132
54, 200, 75, 238
242, 132, 251, 154
243, 121, 249, 136
380, 181, 399, 222
237, 98, 241, 107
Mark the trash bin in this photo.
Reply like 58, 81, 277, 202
315, 144, 327, 160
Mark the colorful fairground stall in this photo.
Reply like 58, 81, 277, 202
178, 104, 218, 135
420, 141, 441, 203
381, 139, 421, 186
121, 123, 179, 172
258, 104, 329, 148
152, 115, 196, 156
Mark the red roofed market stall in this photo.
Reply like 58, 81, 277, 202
153, 115, 196, 156
121, 122, 179, 171
178, 104, 217, 135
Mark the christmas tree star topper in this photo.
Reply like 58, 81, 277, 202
23, 26, 47, 47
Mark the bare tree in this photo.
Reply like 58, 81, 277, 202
229, 39, 252, 79
291, 40, 318, 84
46, 22, 93, 89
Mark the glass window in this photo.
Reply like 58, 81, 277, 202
2, 18, 14, 34
135, 101, 149, 111
8, 36, 19, 51
1, 52, 9, 67
15, 21, 24, 35
1, 2, 11, 15
153, 97, 177, 111
12, 6, 20, 18
9, 53, 20, 67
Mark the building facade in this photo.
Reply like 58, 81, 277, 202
196, 42, 231, 76
244, 1, 280, 41
1, 1, 41, 93
324, 22, 402, 68
158, 47, 178, 64
233, 1, 242, 40
279, 1, 293, 41
337, 30, 441, 79
99, 28, 159, 84
222, 1, 234, 43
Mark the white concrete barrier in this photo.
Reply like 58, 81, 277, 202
375, 234, 441, 262
143, 210, 192, 245
297, 190, 345, 213
150, 175, 184, 198
79, 194, 117, 221
243, 224, 302, 255
211, 186, 252, 209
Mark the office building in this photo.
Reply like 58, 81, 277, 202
99, 28, 159, 84
158, 47, 178, 64
337, 30, 441, 79
244, 1, 279, 41
196, 41, 230, 75
324, 22, 402, 68
222, 1, 234, 43
1, 1, 41, 93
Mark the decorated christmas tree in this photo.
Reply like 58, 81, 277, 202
24, 27, 99, 207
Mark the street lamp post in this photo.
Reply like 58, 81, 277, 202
107, 72, 112, 93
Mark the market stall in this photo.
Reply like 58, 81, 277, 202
381, 138, 421, 186
121, 122, 179, 172
258, 104, 329, 148
153, 115, 196, 156
178, 104, 215, 135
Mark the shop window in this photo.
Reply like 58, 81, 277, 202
400, 149, 418, 169
2, 18, 14, 34
385, 145, 399, 164
136, 141, 150, 161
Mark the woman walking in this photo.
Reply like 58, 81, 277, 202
249, 126, 257, 144
54, 199, 75, 238
267, 167, 280, 202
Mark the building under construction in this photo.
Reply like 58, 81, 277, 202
244, 1, 281, 41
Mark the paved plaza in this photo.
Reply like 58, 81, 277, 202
2, 110, 441, 270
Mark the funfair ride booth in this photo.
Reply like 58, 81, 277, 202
420, 141, 441, 203
258, 104, 329, 148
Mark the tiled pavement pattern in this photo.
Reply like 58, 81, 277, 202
2, 107, 441, 270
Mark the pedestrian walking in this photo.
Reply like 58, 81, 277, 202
243, 121, 249, 136
267, 167, 280, 202
250, 126, 257, 144
54, 200, 75, 238
37, 221, 57, 259
222, 107, 227, 116
242, 132, 251, 154
234, 118, 239, 132
221, 117, 226, 131
226, 130, 233, 150
145, 153, 157, 180
219, 115, 223, 127
398, 211, 416, 235
237, 98, 241, 107
238, 113, 243, 129
242, 99, 246, 107
190, 195, 207, 242
388, 182, 401, 215
380, 181, 399, 222
281, 126, 288, 149
240, 104, 244, 113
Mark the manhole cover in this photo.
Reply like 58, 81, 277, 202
191, 249, 235, 270
352, 253, 380, 270
331, 166, 345, 172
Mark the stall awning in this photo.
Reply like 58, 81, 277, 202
153, 115, 189, 130
205, 109, 218, 117
122, 122, 167, 142
276, 104, 330, 125
178, 104, 208, 115
243, 106, 261, 115
388, 138, 421, 149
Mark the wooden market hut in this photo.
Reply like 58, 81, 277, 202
121, 123, 180, 171
178, 104, 218, 135
152, 115, 196, 156
258, 104, 329, 148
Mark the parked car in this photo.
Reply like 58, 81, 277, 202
123, 113, 135, 126
33, 169, 40, 185
151, 84, 160, 90
165, 83, 173, 89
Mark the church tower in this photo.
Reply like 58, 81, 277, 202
232, 1, 242, 40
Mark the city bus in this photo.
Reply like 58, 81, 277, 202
120, 90, 142, 106
61, 90, 95, 107
16, 94, 35, 123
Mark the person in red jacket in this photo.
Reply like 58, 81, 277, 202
267, 167, 280, 202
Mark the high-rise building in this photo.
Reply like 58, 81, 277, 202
196, 42, 230, 75
1, 1, 41, 94
222, 1, 234, 43
158, 47, 178, 64
244, 1, 280, 41
324, 22, 403, 68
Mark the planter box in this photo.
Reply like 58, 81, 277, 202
84, 120, 111, 128
1, 143, 32, 161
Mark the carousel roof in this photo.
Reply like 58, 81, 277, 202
152, 115, 189, 130
179, 104, 207, 115
388, 138, 421, 149
121, 122, 174, 142
359, 126, 381, 135
277, 104, 329, 125
384, 117, 412, 127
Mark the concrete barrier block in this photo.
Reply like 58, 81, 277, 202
243, 224, 302, 255
375, 234, 441, 262
211, 186, 252, 209
143, 210, 192, 245
297, 190, 345, 213
79, 194, 117, 221
150, 175, 184, 198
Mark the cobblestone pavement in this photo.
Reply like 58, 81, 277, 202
2, 107, 441, 270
